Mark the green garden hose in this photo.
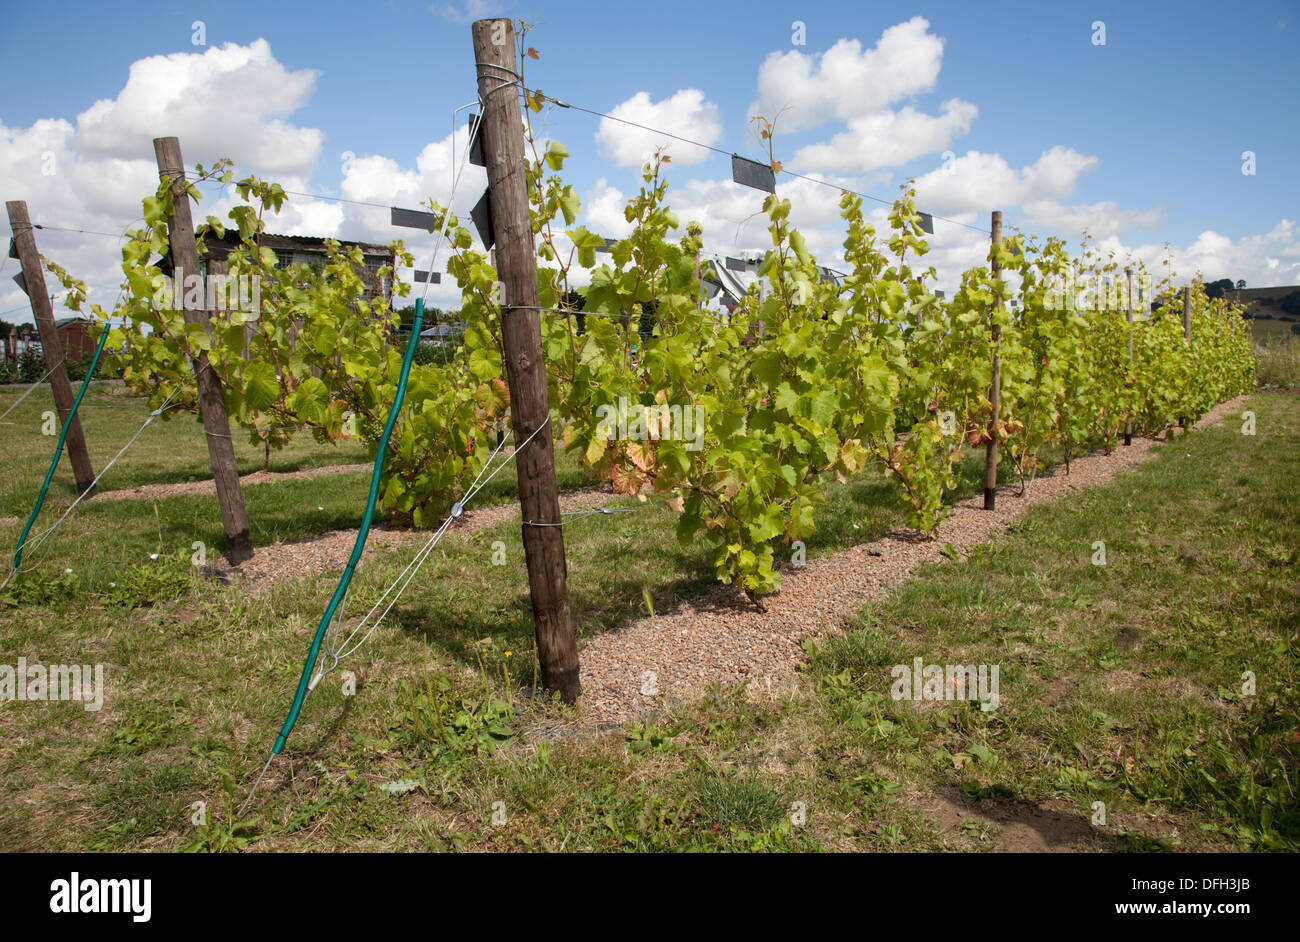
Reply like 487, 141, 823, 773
12, 320, 110, 572
272, 299, 425, 755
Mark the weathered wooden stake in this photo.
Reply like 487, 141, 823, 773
153, 137, 253, 564
1179, 285, 1193, 433
983, 210, 1003, 510
1124, 266, 1134, 446
6, 200, 97, 494
472, 18, 580, 703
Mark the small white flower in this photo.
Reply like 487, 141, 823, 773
150, 553, 159, 560
64, 568, 72, 574
109, 582, 116, 588
317, 506, 323, 511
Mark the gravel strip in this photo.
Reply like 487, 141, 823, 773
219, 483, 616, 589
89, 463, 373, 503
569, 397, 1250, 730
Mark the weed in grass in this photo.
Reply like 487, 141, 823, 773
180, 763, 262, 853
100, 550, 194, 608
390, 673, 514, 763
104, 697, 191, 757
625, 724, 677, 755
853, 770, 903, 802
1, 568, 80, 607
1124, 712, 1298, 851
587, 784, 697, 852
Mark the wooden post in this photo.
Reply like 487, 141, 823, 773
1179, 284, 1193, 434
153, 137, 253, 564
1124, 267, 1134, 446
983, 210, 1002, 510
6, 200, 97, 494
472, 19, 580, 703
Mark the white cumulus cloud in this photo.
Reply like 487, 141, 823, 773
1019, 200, 1167, 239
913, 147, 1101, 213
792, 100, 978, 173
596, 89, 722, 168
750, 18, 946, 132
75, 39, 322, 178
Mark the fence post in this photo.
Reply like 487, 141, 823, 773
6, 200, 97, 494
1124, 266, 1134, 446
472, 18, 580, 703
984, 210, 1002, 510
153, 137, 253, 564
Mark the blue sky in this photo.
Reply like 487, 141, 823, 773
2, 0, 1297, 322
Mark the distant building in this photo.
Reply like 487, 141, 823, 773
158, 232, 397, 362
160, 232, 396, 305
52, 317, 99, 359
0, 319, 38, 367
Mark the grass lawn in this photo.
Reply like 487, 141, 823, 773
0, 381, 598, 588
1249, 316, 1298, 346
0, 387, 1294, 852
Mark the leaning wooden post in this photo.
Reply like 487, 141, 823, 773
153, 137, 253, 564
1124, 266, 1134, 446
6, 200, 97, 495
983, 210, 1003, 510
1180, 284, 1194, 433
472, 18, 580, 703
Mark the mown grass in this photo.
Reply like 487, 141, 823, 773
0, 386, 1293, 853
0, 381, 370, 515
0, 380, 596, 519
0, 381, 597, 596
806, 389, 1298, 850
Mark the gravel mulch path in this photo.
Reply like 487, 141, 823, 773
89, 463, 373, 503
218, 483, 617, 589
568, 397, 1250, 730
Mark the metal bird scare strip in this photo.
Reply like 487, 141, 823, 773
731, 154, 776, 194
390, 206, 442, 231
470, 189, 494, 250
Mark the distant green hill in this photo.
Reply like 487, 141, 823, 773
1227, 285, 1300, 344
1227, 285, 1300, 321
